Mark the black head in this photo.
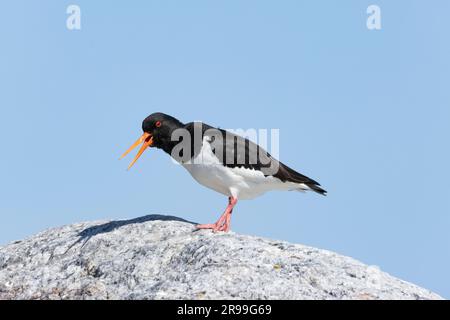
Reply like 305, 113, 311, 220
120, 112, 184, 169
142, 112, 184, 151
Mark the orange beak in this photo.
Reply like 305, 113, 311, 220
120, 132, 153, 170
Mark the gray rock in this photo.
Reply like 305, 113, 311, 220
0, 215, 442, 300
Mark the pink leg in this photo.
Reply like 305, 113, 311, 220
196, 197, 238, 232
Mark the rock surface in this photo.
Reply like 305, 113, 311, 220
0, 215, 442, 300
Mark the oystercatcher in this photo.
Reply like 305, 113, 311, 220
120, 112, 326, 232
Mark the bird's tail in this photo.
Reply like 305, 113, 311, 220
305, 183, 327, 196
276, 162, 327, 196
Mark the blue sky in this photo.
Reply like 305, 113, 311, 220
0, 1, 449, 298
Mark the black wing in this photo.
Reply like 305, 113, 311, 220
185, 122, 326, 195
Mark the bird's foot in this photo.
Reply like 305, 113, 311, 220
195, 197, 237, 233
196, 212, 231, 232
196, 219, 230, 233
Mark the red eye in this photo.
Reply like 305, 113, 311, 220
155, 121, 162, 128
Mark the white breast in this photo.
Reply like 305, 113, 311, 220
181, 136, 309, 200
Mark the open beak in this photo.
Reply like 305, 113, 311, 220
120, 132, 153, 170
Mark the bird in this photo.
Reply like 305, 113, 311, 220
120, 112, 326, 232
